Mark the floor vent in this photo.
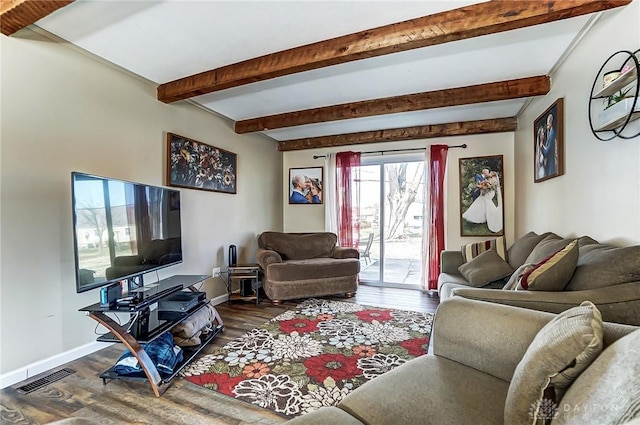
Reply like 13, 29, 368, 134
15, 368, 76, 394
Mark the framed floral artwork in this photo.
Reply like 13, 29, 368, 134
166, 133, 237, 194
534, 98, 564, 183
459, 155, 504, 237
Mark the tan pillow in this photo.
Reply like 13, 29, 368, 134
461, 236, 507, 262
504, 301, 604, 425
553, 329, 640, 425
458, 249, 514, 287
517, 240, 579, 291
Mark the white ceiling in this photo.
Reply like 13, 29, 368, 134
34, 0, 600, 144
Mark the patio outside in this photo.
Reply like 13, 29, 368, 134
358, 228, 423, 286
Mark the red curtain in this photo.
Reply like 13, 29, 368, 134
426, 145, 448, 290
336, 151, 361, 248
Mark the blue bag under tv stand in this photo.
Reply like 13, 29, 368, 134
79, 275, 224, 397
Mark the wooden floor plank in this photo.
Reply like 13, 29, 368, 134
1, 285, 437, 424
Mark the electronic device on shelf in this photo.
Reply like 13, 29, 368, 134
70, 172, 183, 297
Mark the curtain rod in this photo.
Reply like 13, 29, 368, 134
312, 144, 467, 159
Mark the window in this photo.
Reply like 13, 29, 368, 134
357, 155, 424, 287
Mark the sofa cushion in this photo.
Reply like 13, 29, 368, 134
267, 258, 359, 281
565, 237, 640, 291
458, 249, 514, 288
553, 329, 640, 425
338, 355, 509, 425
461, 237, 507, 262
507, 231, 553, 269
504, 301, 604, 425
525, 233, 574, 265
518, 240, 578, 291
258, 232, 337, 260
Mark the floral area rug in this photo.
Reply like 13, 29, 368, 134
181, 298, 433, 418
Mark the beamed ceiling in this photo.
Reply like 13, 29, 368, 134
2, 0, 632, 151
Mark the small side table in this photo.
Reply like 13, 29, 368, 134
226, 264, 261, 306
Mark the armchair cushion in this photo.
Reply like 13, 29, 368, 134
458, 249, 514, 288
267, 258, 359, 281
504, 301, 604, 424
258, 232, 336, 260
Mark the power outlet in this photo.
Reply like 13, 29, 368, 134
212, 267, 221, 277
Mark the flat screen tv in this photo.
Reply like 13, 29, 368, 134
71, 172, 183, 293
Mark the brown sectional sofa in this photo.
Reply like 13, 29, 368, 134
256, 232, 360, 304
438, 231, 640, 325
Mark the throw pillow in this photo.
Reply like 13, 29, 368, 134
524, 234, 573, 265
458, 249, 515, 287
552, 329, 639, 425
504, 301, 604, 425
517, 240, 579, 291
461, 236, 507, 262
507, 231, 554, 269
502, 263, 536, 290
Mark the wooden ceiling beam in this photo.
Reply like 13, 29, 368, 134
277, 118, 518, 151
236, 76, 548, 134
157, 0, 629, 103
1, 0, 74, 36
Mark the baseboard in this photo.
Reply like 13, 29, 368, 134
0, 340, 113, 389
1, 294, 229, 390
209, 293, 228, 306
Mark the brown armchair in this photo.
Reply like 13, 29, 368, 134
256, 232, 360, 304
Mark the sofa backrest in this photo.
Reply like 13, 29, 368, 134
565, 236, 640, 291
258, 232, 337, 260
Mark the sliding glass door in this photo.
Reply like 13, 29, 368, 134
357, 156, 424, 287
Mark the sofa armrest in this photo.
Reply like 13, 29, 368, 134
432, 297, 555, 382
440, 250, 464, 274
333, 247, 359, 259
450, 282, 640, 326
256, 248, 282, 269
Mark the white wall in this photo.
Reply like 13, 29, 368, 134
283, 132, 515, 250
514, 3, 640, 246
0, 29, 282, 376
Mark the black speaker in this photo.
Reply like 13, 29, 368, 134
228, 245, 237, 267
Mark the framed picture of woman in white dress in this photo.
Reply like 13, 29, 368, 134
459, 155, 504, 237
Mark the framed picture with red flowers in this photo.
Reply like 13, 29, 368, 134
166, 133, 237, 194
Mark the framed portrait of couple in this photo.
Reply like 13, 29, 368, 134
288, 167, 323, 205
534, 98, 565, 183
459, 155, 504, 237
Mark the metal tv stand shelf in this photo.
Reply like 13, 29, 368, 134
80, 275, 224, 397
226, 264, 261, 306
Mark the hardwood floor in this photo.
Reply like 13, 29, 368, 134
0, 285, 439, 425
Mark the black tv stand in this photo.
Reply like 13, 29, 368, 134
80, 275, 224, 397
